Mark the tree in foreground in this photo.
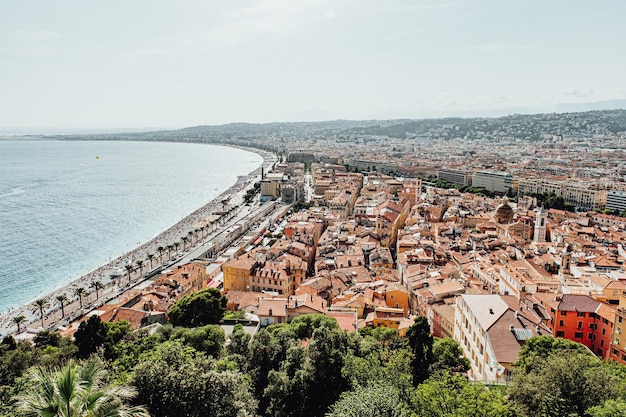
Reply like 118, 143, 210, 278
73, 315, 108, 358
167, 288, 226, 327
587, 399, 626, 417
413, 372, 510, 417
327, 384, 412, 417
429, 337, 469, 375
14, 358, 150, 417
133, 341, 257, 417
508, 351, 623, 417
407, 316, 433, 385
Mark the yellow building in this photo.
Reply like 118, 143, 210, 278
222, 252, 307, 296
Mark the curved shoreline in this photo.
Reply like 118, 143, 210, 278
0, 143, 275, 336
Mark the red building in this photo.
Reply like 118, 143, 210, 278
554, 294, 615, 359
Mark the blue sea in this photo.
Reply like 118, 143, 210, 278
0, 140, 263, 313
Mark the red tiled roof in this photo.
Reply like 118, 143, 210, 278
557, 294, 599, 313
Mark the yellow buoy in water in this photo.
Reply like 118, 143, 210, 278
96, 156, 100, 160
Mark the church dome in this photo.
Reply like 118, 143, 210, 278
494, 200, 514, 223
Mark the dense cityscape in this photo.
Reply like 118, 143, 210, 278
4, 108, 626, 416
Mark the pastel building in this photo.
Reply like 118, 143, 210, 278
454, 294, 549, 382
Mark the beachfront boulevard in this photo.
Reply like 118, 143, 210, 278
0, 149, 277, 337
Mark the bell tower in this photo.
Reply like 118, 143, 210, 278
533, 207, 547, 243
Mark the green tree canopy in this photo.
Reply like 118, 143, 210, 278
326, 383, 412, 417
290, 314, 338, 339
516, 335, 591, 373
73, 315, 108, 359
407, 316, 433, 386
587, 399, 626, 417
429, 338, 469, 375
170, 324, 225, 358
167, 288, 226, 327
133, 341, 257, 417
413, 372, 509, 417
508, 352, 623, 417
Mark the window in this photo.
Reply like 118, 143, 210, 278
588, 333, 594, 340
575, 332, 583, 339
620, 317, 623, 323
577, 312, 586, 318
601, 340, 604, 347
562, 311, 567, 316
589, 323, 597, 330
602, 328, 606, 336
556, 330, 565, 337
559, 320, 564, 327
577, 321, 583, 329
390, 294, 394, 300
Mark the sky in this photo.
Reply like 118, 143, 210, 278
1, 0, 625, 133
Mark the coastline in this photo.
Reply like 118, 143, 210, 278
0, 143, 275, 337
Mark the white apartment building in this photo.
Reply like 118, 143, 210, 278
454, 294, 548, 382
438, 169, 472, 186
607, 190, 626, 212
471, 171, 513, 193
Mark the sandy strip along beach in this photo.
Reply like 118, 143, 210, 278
0, 145, 275, 337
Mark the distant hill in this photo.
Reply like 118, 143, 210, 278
556, 99, 626, 113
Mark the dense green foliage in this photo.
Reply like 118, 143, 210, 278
167, 287, 227, 327
509, 336, 625, 417
4, 315, 626, 417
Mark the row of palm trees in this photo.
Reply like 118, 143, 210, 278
12, 280, 106, 333
12, 211, 234, 334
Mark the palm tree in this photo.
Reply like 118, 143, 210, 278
124, 263, 134, 285
31, 298, 49, 328
167, 244, 174, 260
188, 230, 194, 246
56, 294, 69, 318
181, 236, 188, 250
90, 280, 104, 300
14, 358, 150, 417
12, 315, 26, 333
173, 241, 180, 255
74, 287, 87, 308
147, 253, 154, 270
157, 246, 164, 263
136, 260, 144, 277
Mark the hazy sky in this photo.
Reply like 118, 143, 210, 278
1, 0, 625, 131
